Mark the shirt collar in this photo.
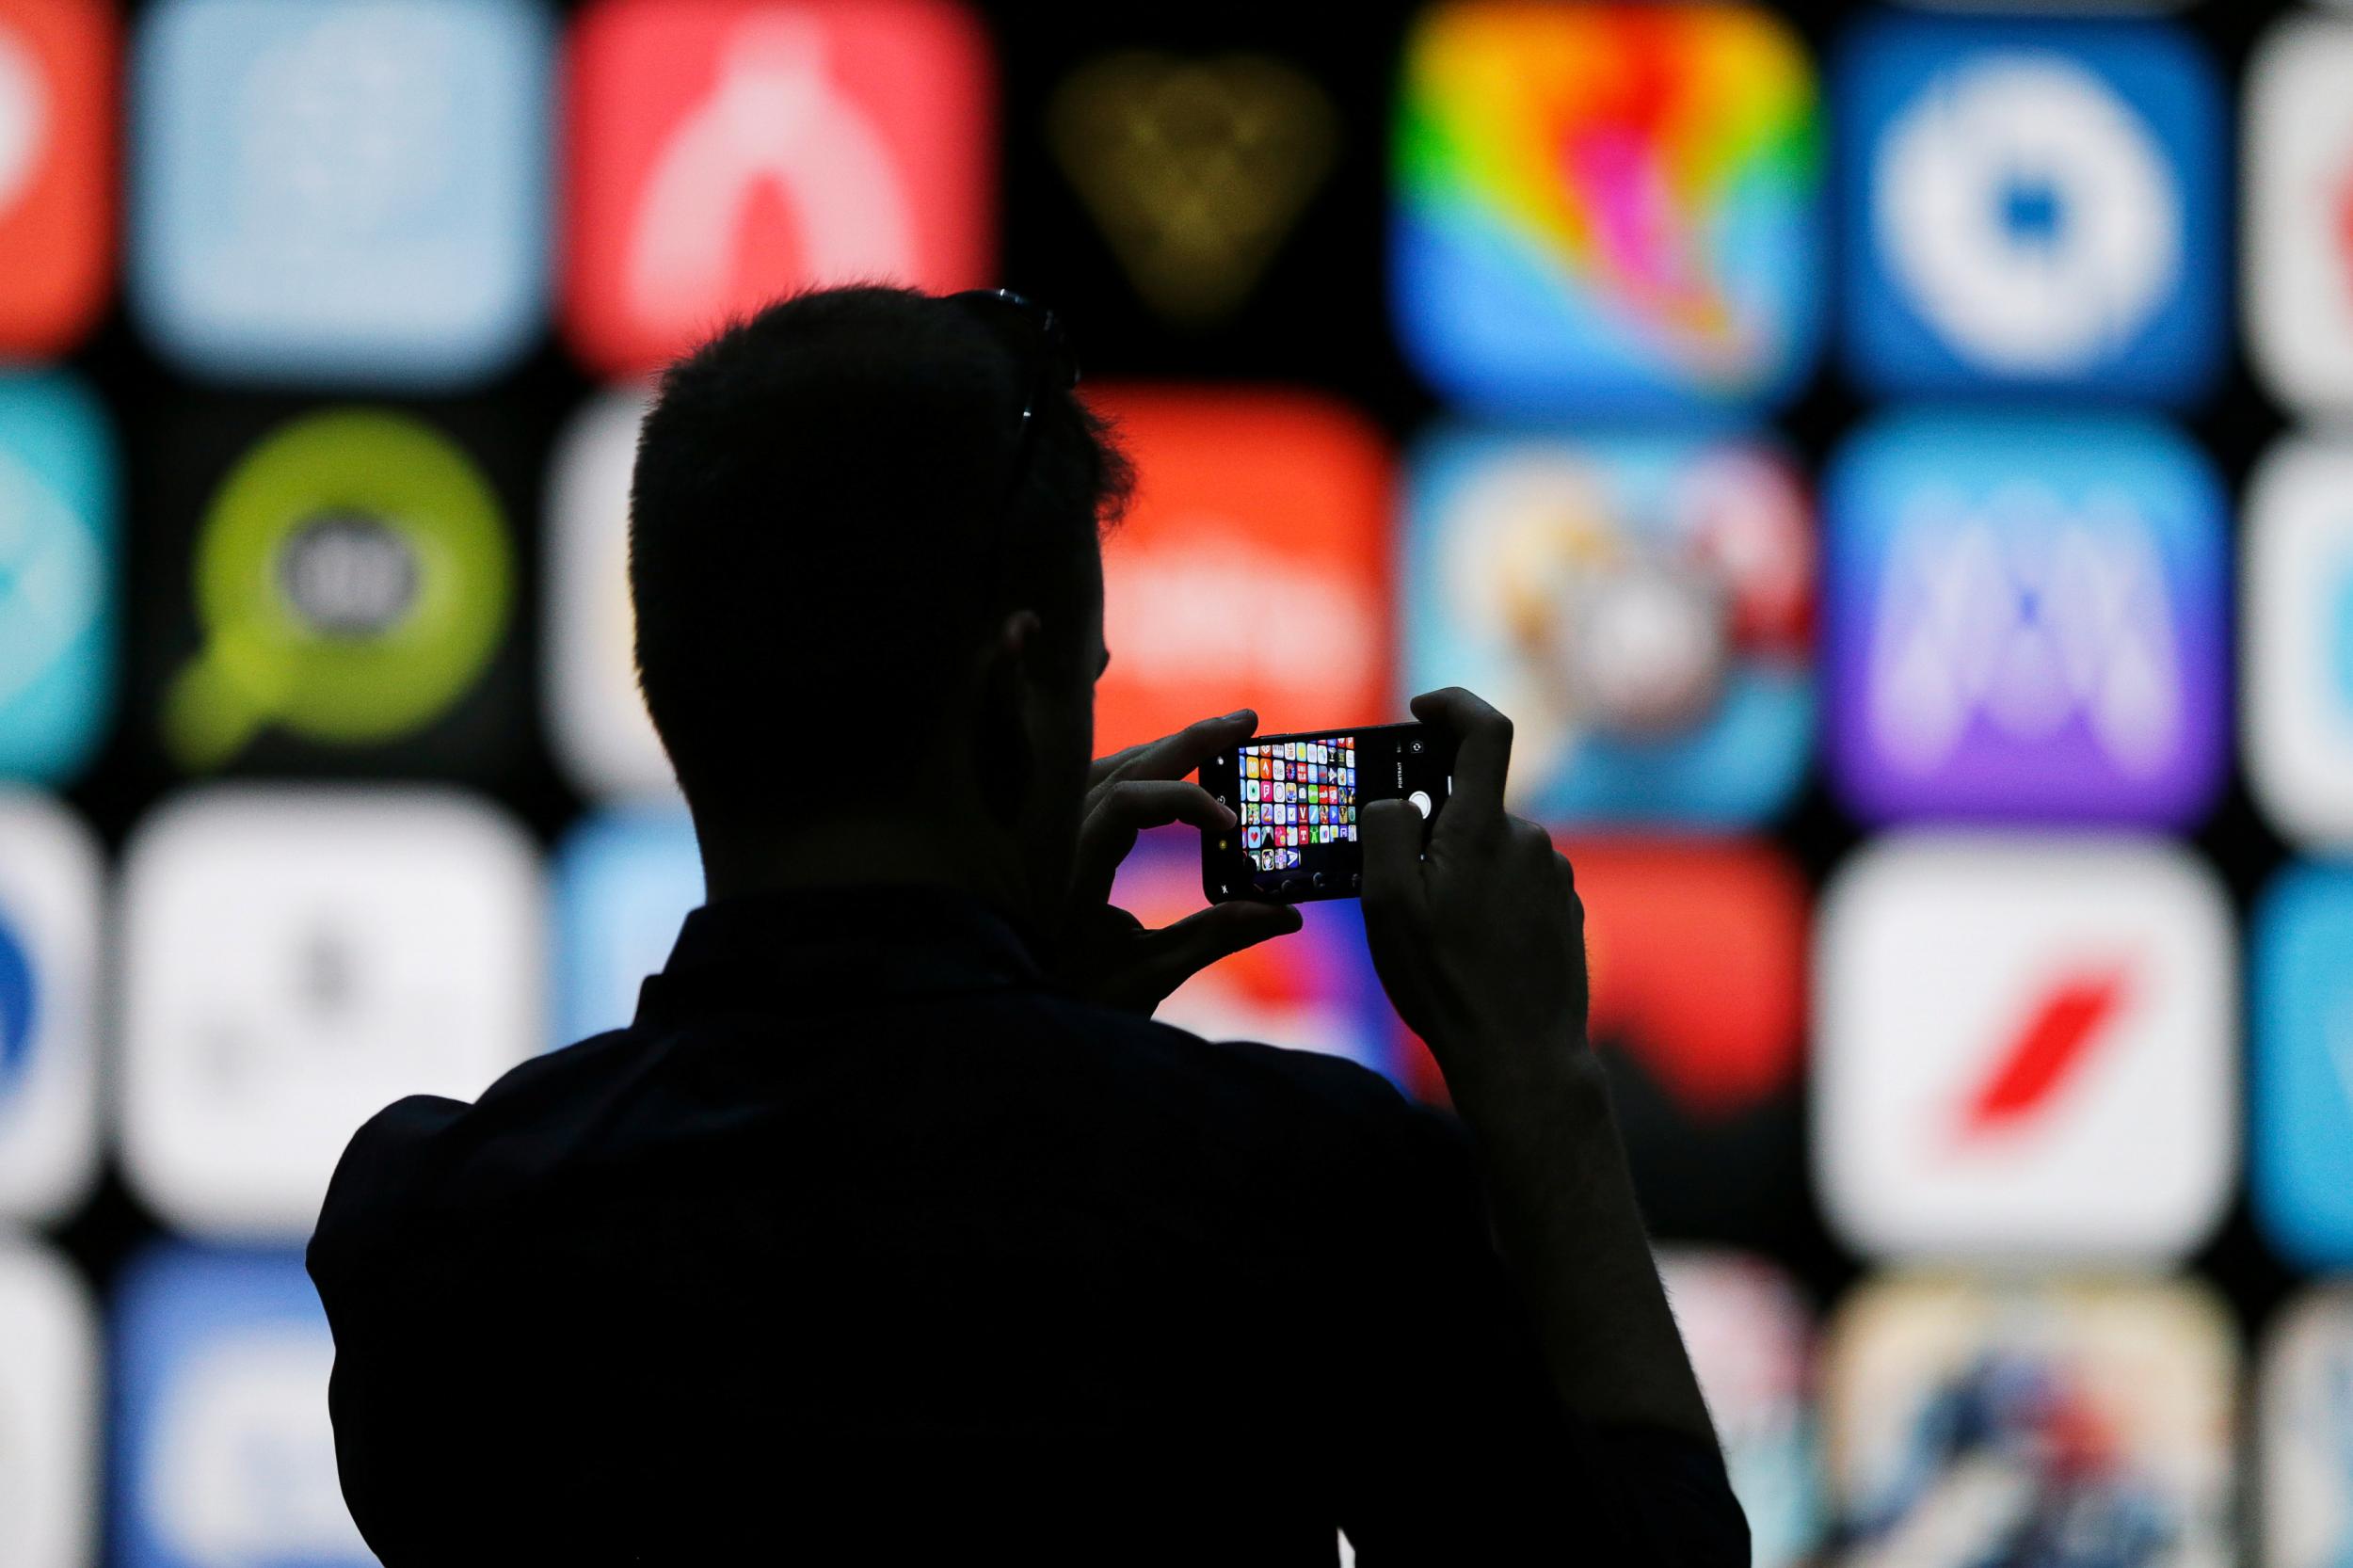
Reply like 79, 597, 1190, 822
633, 884, 1047, 1028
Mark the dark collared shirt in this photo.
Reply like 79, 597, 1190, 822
309, 888, 1746, 1564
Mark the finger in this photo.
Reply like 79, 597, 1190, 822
1073, 780, 1239, 904
1124, 901, 1304, 1004
1408, 687, 1513, 831
1359, 797, 1427, 918
1100, 709, 1257, 786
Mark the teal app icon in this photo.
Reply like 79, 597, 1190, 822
0, 376, 114, 784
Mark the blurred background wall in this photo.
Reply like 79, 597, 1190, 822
1, 0, 2351, 1561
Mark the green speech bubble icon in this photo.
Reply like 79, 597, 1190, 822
166, 409, 513, 769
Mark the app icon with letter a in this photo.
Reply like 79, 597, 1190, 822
1816, 833, 2233, 1264
564, 0, 993, 377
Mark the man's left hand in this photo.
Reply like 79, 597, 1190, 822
1057, 709, 1303, 1015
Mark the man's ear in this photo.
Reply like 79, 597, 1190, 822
974, 610, 1043, 827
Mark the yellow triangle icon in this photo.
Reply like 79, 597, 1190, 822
1048, 52, 1339, 327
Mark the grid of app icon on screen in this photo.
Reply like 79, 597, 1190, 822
1237, 736, 1356, 873
3, 0, 2353, 1558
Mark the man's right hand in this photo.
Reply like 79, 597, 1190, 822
1359, 687, 1590, 1103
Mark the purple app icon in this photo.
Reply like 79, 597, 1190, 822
1824, 409, 2228, 825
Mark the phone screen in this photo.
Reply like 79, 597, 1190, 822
1196, 722, 1455, 903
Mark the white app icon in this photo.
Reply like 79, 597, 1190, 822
1657, 1250, 1822, 1568
1816, 833, 2233, 1262
116, 1248, 370, 1566
545, 388, 679, 800
0, 16, 47, 219
1877, 53, 2178, 375
2247, 18, 2353, 417
627, 13, 918, 339
0, 791, 100, 1224
2261, 1287, 2353, 1568
0, 1238, 96, 1568
120, 787, 543, 1240
2248, 439, 2353, 849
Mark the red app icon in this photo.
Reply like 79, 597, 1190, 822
0, 0, 112, 356
563, 0, 994, 377
1093, 388, 1392, 750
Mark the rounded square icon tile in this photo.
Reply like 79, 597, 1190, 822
1815, 834, 2234, 1264
1389, 3, 1824, 417
1822, 1273, 2235, 1560
1655, 1249, 1823, 1568
1833, 13, 2228, 404
120, 786, 543, 1240
0, 374, 116, 787
552, 805, 700, 1047
110, 1244, 369, 1568
2246, 17, 2353, 418
561, 0, 997, 378
2251, 864, 2353, 1269
544, 389, 677, 800
0, 0, 115, 358
2247, 442, 2353, 852
1401, 428, 1814, 826
2260, 1287, 2353, 1568
0, 1238, 97, 1568
129, 0, 554, 389
0, 792, 101, 1224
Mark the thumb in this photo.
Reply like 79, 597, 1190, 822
1359, 798, 1425, 916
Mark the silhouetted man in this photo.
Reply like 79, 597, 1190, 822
309, 286, 1747, 1564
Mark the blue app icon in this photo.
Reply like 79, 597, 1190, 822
1823, 409, 2228, 826
2253, 864, 2353, 1268
111, 1245, 373, 1568
0, 376, 114, 785
1401, 427, 1816, 826
552, 807, 702, 1048
1835, 14, 2224, 404
131, 0, 552, 388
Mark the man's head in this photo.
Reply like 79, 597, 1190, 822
629, 284, 1134, 914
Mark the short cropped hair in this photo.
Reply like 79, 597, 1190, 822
628, 285, 1134, 821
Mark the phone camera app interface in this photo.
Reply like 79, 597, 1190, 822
1235, 734, 1358, 884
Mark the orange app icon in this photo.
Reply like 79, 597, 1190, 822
0, 0, 112, 357
1091, 387, 1392, 751
563, 0, 994, 377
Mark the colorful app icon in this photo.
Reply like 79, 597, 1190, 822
1111, 825, 1396, 1083
1092, 389, 1391, 751
130, 0, 550, 387
1392, 3, 1822, 414
2261, 1287, 2353, 1568
564, 0, 993, 377
120, 787, 541, 1240
1823, 411, 2228, 826
1656, 1250, 1823, 1568
0, 1238, 96, 1568
0, 375, 113, 786
2252, 865, 2353, 1269
1049, 51, 1336, 328
1817, 834, 2233, 1263
111, 1245, 371, 1568
552, 807, 702, 1048
1403, 429, 1813, 825
1553, 840, 1806, 1247
161, 408, 515, 772
546, 389, 679, 799
0, 0, 111, 357
2247, 439, 2353, 849
2247, 18, 2353, 419
1836, 13, 2225, 402
0, 792, 98, 1226
1823, 1275, 2235, 1563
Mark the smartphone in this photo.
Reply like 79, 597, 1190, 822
1198, 722, 1456, 904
